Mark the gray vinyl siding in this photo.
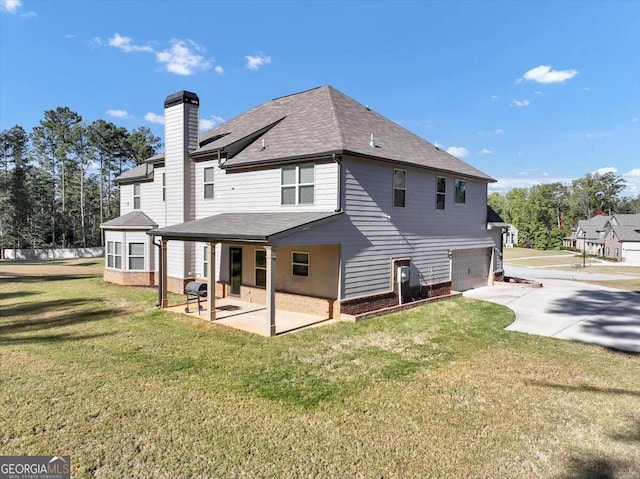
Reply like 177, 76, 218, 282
275, 156, 499, 299
194, 160, 339, 218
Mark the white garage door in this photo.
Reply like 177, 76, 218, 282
451, 247, 492, 292
624, 248, 640, 264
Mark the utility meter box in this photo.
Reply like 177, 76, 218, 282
397, 266, 410, 283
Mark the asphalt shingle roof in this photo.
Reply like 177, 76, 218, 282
611, 225, 640, 242
113, 164, 154, 184
148, 211, 342, 242
193, 86, 494, 181
613, 213, 640, 227
101, 211, 158, 229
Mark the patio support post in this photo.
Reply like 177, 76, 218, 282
488, 247, 495, 286
265, 245, 277, 336
208, 242, 216, 321
161, 239, 168, 308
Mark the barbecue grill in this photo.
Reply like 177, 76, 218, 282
185, 281, 208, 313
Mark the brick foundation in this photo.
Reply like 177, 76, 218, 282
238, 285, 338, 318
339, 281, 452, 316
104, 269, 155, 287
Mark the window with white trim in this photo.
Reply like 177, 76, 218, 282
107, 241, 122, 269
128, 243, 145, 270
133, 183, 141, 209
255, 249, 266, 287
393, 169, 406, 207
203, 245, 209, 278
292, 252, 309, 277
204, 167, 214, 199
281, 164, 314, 205
436, 176, 446, 210
162, 172, 166, 202
454, 179, 466, 204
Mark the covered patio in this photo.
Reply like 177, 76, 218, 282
165, 296, 334, 336
149, 211, 343, 336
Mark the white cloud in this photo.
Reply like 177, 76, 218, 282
622, 169, 640, 197
199, 114, 225, 131
495, 129, 503, 134
534, 90, 543, 95
92, 36, 103, 46
510, 99, 530, 107
246, 54, 271, 70
156, 39, 212, 75
489, 176, 573, 194
1, 0, 21, 13
591, 167, 617, 175
632, 118, 639, 122
106, 109, 129, 118
108, 33, 153, 53
19, 9, 35, 17
144, 112, 164, 124
623, 168, 640, 177
446, 146, 469, 158
65, 34, 76, 39
583, 86, 590, 91
490, 95, 498, 101
214, 65, 224, 75
479, 148, 493, 154
586, 131, 613, 139
520, 65, 578, 84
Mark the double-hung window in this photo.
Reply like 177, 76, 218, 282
454, 179, 466, 204
281, 164, 314, 205
393, 169, 406, 207
133, 183, 141, 209
255, 249, 267, 287
162, 172, 166, 201
436, 176, 446, 210
203, 246, 209, 278
128, 243, 145, 270
204, 167, 214, 199
107, 241, 122, 269
292, 252, 309, 277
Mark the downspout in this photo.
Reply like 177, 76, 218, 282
152, 236, 162, 307
334, 154, 343, 212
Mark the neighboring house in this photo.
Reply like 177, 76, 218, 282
564, 214, 611, 255
603, 214, 640, 263
503, 225, 518, 248
101, 86, 505, 333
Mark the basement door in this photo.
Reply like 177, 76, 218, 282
451, 247, 492, 292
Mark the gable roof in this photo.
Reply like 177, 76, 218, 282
611, 225, 640, 242
148, 211, 343, 242
575, 215, 612, 239
113, 163, 154, 184
101, 211, 158, 230
612, 213, 640, 226
192, 86, 494, 181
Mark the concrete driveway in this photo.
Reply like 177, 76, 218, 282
463, 278, 640, 353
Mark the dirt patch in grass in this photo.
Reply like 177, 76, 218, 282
2, 261, 640, 478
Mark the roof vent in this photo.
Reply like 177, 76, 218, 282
260, 138, 266, 151
369, 133, 376, 148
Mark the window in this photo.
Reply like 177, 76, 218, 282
454, 179, 466, 204
133, 183, 141, 209
292, 252, 309, 277
281, 164, 314, 205
204, 167, 214, 199
162, 172, 166, 202
107, 241, 122, 269
255, 249, 266, 287
606, 247, 610, 256
393, 169, 406, 207
128, 243, 145, 270
615, 248, 619, 258
203, 245, 208, 278
436, 176, 446, 210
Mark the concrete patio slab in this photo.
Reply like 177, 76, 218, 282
165, 297, 335, 336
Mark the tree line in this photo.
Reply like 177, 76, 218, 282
489, 171, 640, 250
0, 108, 161, 251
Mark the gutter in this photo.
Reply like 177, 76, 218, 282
152, 237, 162, 307
334, 153, 343, 212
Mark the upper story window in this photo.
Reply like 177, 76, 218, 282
393, 169, 406, 207
162, 172, 166, 202
454, 179, 466, 204
203, 245, 209, 278
133, 183, 141, 209
128, 243, 145, 270
436, 176, 446, 210
204, 167, 214, 199
281, 164, 314, 205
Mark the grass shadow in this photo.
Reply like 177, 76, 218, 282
0, 298, 92, 319
0, 331, 118, 346
0, 307, 121, 335
0, 291, 41, 302
0, 272, 99, 283
526, 379, 640, 397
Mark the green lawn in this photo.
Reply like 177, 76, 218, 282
1, 259, 639, 478
506, 256, 598, 267
503, 247, 574, 260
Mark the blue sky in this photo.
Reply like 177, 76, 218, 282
1, 0, 639, 196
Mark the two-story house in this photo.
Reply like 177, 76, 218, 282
101, 86, 505, 335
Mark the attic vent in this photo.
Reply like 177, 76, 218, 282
369, 133, 376, 148
260, 138, 266, 151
